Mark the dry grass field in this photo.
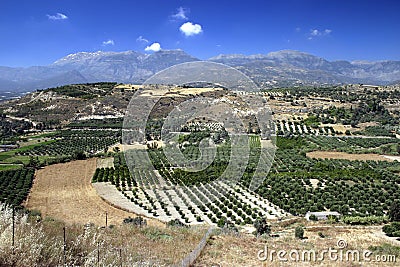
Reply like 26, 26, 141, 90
25, 158, 163, 227
0, 204, 207, 266
195, 222, 399, 266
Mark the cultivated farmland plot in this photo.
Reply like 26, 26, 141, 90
92, 134, 287, 226
275, 120, 335, 136
1, 124, 399, 228
92, 134, 400, 226
0, 168, 34, 206
16, 130, 120, 157
93, 178, 287, 226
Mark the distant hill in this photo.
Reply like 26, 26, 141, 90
0, 49, 399, 92
210, 50, 400, 87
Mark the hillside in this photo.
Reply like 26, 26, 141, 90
0, 83, 231, 129
0, 82, 135, 125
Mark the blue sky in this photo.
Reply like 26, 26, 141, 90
0, 0, 399, 67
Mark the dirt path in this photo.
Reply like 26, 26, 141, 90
25, 158, 163, 227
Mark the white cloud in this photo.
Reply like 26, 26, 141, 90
102, 39, 115, 46
47, 13, 68, 20
136, 36, 149, 43
172, 7, 189, 20
179, 22, 203, 36
311, 29, 320, 36
145, 42, 161, 52
308, 28, 332, 39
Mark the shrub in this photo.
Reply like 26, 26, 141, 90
167, 219, 187, 227
295, 226, 304, 239
72, 150, 86, 160
254, 218, 271, 237
392, 230, 400, 237
123, 216, 147, 227
217, 217, 227, 228
309, 214, 318, 221
28, 209, 42, 218
389, 200, 400, 222
342, 216, 388, 225
383, 222, 400, 237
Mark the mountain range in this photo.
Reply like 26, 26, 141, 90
1, 49, 400, 93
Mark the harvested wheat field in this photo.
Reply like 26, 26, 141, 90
307, 151, 393, 162
25, 158, 163, 227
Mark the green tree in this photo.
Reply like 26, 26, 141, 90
254, 217, 271, 236
72, 150, 86, 160
295, 226, 304, 239
26, 156, 40, 168
217, 217, 227, 228
389, 200, 400, 222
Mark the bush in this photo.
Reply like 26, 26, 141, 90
392, 230, 400, 237
327, 215, 339, 223
166, 219, 187, 227
295, 226, 304, 239
123, 216, 147, 227
217, 217, 227, 228
389, 200, 400, 222
72, 150, 86, 160
309, 214, 318, 221
342, 216, 388, 225
254, 217, 271, 236
28, 209, 42, 218
383, 222, 400, 237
